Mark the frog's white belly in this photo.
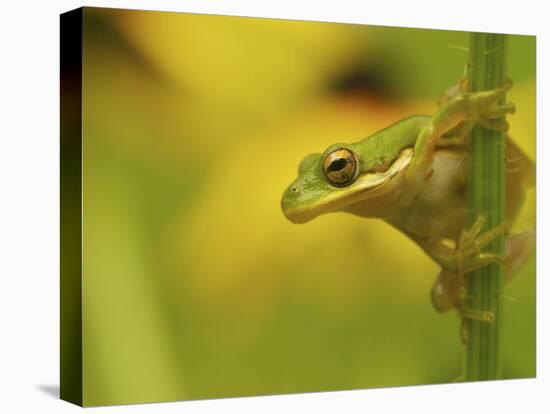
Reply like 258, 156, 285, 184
389, 149, 468, 241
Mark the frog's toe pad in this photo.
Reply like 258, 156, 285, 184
478, 118, 510, 132
460, 307, 495, 323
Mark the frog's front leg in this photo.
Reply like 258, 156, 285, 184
430, 228, 534, 336
406, 80, 515, 186
408, 217, 506, 323
410, 216, 506, 278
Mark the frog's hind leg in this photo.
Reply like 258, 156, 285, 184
504, 230, 535, 281
429, 216, 509, 316
430, 228, 534, 342
430, 268, 494, 322
506, 138, 536, 225
430, 230, 533, 313
431, 267, 491, 345
431, 268, 462, 313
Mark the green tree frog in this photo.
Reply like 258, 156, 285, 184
281, 79, 534, 322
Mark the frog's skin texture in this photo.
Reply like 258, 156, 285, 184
281, 80, 535, 321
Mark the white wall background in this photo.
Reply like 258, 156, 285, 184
0, 0, 547, 412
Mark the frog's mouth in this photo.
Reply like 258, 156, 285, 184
282, 148, 413, 223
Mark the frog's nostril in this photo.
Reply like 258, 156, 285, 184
291, 186, 298, 193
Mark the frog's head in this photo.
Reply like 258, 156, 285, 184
281, 140, 413, 224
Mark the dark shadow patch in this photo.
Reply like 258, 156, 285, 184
36, 384, 59, 399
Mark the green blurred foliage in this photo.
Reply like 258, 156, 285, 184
80, 8, 535, 406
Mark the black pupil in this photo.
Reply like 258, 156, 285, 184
328, 158, 348, 172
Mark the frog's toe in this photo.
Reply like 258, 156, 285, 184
502, 78, 513, 91
458, 76, 469, 93
459, 305, 495, 323
478, 118, 509, 132
458, 306, 494, 343
486, 102, 515, 119
474, 79, 512, 100
458, 215, 485, 251
466, 79, 514, 120
490, 78, 513, 95
470, 252, 506, 269
456, 218, 507, 272
474, 222, 508, 248
502, 102, 516, 114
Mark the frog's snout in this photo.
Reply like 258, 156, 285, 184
281, 183, 298, 222
281, 182, 309, 224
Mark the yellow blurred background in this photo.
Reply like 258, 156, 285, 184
81, 7, 535, 406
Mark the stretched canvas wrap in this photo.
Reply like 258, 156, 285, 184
60, 7, 536, 407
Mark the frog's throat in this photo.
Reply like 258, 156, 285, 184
286, 148, 413, 223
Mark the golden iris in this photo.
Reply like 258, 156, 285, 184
323, 148, 358, 186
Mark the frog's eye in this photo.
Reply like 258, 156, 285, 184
323, 148, 358, 187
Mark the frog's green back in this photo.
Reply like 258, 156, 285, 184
350, 115, 430, 172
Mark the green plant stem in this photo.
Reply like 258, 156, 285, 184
464, 32, 508, 380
